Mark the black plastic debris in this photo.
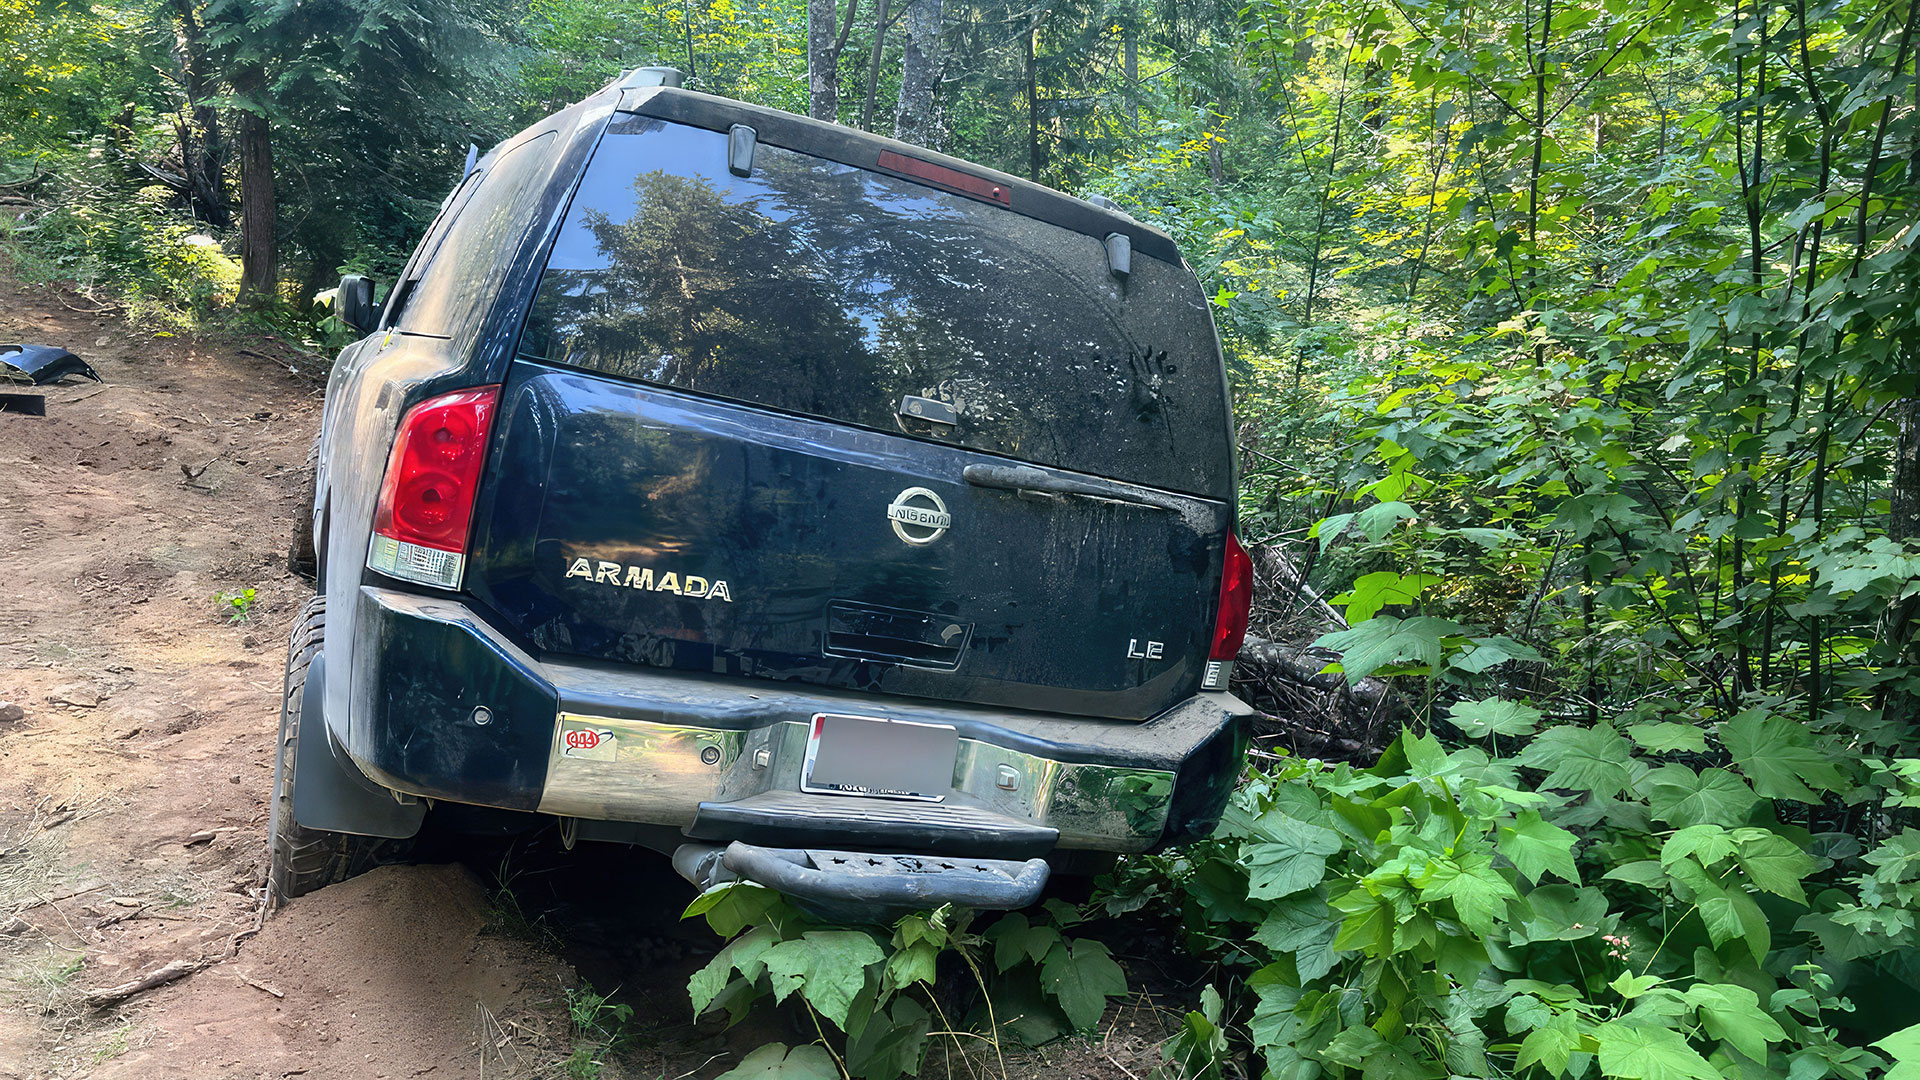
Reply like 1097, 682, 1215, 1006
0, 393, 46, 415
1, 343, 102, 385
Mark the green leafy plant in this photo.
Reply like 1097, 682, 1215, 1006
562, 980, 634, 1080
1099, 726, 1920, 1080
685, 885, 1131, 1079
215, 588, 256, 623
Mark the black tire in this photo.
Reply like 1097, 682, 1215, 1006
287, 460, 318, 580
268, 595, 399, 906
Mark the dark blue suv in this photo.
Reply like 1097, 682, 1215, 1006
271, 70, 1253, 911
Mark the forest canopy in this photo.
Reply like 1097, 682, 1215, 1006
2, 0, 1919, 1077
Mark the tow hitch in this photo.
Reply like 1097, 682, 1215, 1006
674, 842, 1050, 912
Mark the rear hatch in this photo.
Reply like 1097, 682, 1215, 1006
466, 116, 1234, 721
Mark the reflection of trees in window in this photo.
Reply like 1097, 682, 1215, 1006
521, 133, 1229, 494
540, 170, 872, 418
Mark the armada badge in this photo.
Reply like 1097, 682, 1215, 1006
887, 487, 951, 545
563, 556, 733, 601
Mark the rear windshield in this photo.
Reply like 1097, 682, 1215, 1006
517, 118, 1231, 497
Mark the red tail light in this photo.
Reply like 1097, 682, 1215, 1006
1203, 533, 1253, 690
366, 386, 499, 589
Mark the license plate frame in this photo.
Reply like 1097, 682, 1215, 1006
801, 712, 958, 802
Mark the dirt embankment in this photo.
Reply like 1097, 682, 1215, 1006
0, 277, 576, 1078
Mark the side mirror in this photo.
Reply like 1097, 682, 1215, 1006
337, 274, 381, 335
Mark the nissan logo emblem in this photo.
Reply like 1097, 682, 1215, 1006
886, 487, 951, 545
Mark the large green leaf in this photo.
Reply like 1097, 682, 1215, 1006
1684, 984, 1785, 1062
1626, 722, 1709, 754
1730, 828, 1819, 904
1450, 635, 1546, 675
1451, 698, 1544, 738
1039, 938, 1128, 1032
1593, 1022, 1722, 1080
1242, 815, 1344, 900
1252, 893, 1343, 981
714, 1043, 841, 1080
685, 882, 786, 938
1499, 809, 1581, 883
1719, 711, 1848, 803
1514, 724, 1635, 797
1517, 1012, 1584, 1077
1414, 851, 1517, 936
845, 997, 931, 1080
1514, 884, 1609, 944
1647, 767, 1759, 829
1333, 570, 1444, 623
984, 913, 1064, 973
1874, 1023, 1920, 1080
1315, 501, 1416, 550
1313, 615, 1466, 684
761, 931, 885, 1028
690, 925, 780, 1017
1661, 824, 1737, 870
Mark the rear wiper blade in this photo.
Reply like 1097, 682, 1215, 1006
960, 463, 1180, 512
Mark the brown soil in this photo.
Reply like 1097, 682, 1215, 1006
0, 270, 1180, 1080
0, 275, 580, 1079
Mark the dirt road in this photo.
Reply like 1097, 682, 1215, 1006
0, 275, 591, 1078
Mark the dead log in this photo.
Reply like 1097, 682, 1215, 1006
1233, 541, 1409, 761
84, 957, 213, 1008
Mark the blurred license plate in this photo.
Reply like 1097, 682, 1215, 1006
802, 713, 957, 801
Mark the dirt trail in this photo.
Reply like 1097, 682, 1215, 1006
0, 275, 578, 1078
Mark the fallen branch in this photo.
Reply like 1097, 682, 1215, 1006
84, 910, 265, 1009
84, 957, 213, 1008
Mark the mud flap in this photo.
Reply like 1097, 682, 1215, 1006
292, 652, 427, 839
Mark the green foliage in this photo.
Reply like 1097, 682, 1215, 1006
684, 887, 1131, 1078
216, 587, 256, 623
563, 980, 635, 1079
1106, 727, 1917, 1080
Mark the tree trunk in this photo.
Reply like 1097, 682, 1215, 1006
1896, 399, 1920, 541
894, 0, 940, 146
860, 0, 892, 130
1124, 27, 1137, 131
233, 67, 277, 308
170, 0, 228, 225
1024, 21, 1040, 180
808, 0, 841, 121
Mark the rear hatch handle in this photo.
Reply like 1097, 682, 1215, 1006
962, 462, 1181, 512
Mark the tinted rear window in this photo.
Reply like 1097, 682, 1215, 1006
517, 119, 1231, 497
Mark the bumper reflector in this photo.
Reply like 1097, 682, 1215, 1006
368, 535, 465, 590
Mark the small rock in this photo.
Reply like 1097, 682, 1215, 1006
49, 690, 99, 709
0, 702, 23, 723
184, 830, 216, 845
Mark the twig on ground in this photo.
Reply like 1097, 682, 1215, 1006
236, 972, 283, 998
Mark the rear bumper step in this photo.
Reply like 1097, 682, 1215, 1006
675, 842, 1051, 911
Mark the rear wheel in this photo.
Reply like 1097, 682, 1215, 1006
268, 595, 400, 905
